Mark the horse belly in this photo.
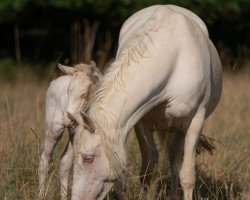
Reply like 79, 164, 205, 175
142, 100, 193, 132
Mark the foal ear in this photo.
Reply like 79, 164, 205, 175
80, 112, 95, 133
90, 60, 102, 83
58, 63, 78, 75
90, 60, 101, 75
90, 60, 97, 69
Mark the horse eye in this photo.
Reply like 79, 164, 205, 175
82, 154, 94, 163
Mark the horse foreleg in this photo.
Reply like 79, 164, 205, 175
135, 121, 159, 198
179, 108, 205, 200
113, 179, 128, 200
60, 135, 74, 200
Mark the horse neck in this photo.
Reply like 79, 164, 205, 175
88, 11, 166, 173
90, 60, 160, 145
90, 90, 130, 146
89, 58, 163, 177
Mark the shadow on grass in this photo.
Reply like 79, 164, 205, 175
195, 169, 242, 200
106, 168, 243, 200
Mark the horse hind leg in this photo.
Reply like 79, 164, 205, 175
179, 108, 205, 200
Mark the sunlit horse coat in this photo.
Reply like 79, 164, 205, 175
71, 5, 222, 200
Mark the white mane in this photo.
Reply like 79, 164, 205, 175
89, 11, 162, 177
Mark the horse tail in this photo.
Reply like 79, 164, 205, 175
196, 134, 216, 155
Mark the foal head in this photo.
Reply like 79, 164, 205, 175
58, 61, 101, 130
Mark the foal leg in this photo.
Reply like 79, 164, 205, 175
135, 121, 159, 195
60, 134, 74, 200
179, 108, 205, 200
38, 123, 64, 198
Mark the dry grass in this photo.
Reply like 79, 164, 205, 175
197, 72, 250, 200
0, 69, 249, 199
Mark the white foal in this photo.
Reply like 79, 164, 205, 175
38, 61, 101, 199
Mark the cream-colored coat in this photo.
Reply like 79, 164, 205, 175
38, 62, 101, 200
71, 5, 222, 200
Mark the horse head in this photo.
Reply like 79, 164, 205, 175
68, 112, 115, 200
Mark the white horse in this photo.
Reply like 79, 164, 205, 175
120, 5, 212, 197
38, 61, 101, 199
70, 5, 222, 200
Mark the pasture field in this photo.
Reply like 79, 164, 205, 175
0, 68, 249, 200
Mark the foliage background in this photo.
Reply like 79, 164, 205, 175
0, 0, 249, 71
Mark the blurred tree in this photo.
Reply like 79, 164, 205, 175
0, 0, 249, 68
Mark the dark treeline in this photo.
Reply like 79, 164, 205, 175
0, 0, 249, 70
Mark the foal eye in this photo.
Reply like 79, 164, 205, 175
82, 154, 94, 163
81, 93, 87, 98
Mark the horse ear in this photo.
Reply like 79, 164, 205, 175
80, 112, 95, 133
58, 63, 78, 75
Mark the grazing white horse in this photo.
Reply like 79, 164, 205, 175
70, 5, 222, 200
38, 61, 101, 199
